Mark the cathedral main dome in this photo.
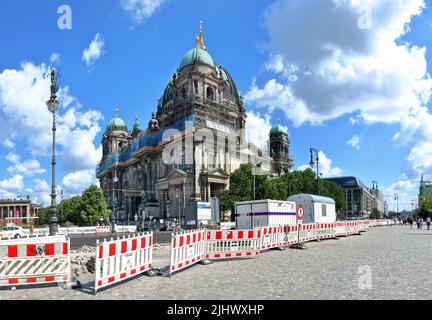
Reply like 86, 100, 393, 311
179, 47, 215, 70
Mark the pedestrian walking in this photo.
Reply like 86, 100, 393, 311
408, 217, 413, 229
427, 216, 431, 230
416, 217, 421, 229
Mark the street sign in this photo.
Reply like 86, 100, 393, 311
296, 205, 305, 221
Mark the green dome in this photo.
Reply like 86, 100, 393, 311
106, 116, 128, 132
270, 124, 288, 136
179, 47, 215, 69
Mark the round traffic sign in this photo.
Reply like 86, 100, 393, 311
296, 205, 305, 220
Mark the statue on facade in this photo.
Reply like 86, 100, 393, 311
148, 113, 160, 131
140, 191, 147, 206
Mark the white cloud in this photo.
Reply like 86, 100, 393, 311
5, 152, 46, 176
246, 0, 431, 130
245, 111, 273, 152
384, 179, 416, 211
3, 138, 15, 148
0, 175, 24, 191
82, 33, 105, 68
0, 62, 103, 171
298, 151, 343, 178
0, 61, 105, 203
121, 0, 165, 24
346, 135, 361, 150
32, 178, 51, 205
62, 170, 96, 194
50, 53, 61, 64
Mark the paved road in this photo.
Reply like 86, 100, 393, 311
2, 225, 432, 300
69, 231, 172, 250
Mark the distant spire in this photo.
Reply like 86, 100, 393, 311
115, 108, 119, 117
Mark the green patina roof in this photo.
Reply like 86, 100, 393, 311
106, 116, 128, 132
270, 124, 288, 136
179, 47, 215, 70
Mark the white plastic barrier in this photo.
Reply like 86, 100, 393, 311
317, 223, 337, 240
256, 226, 285, 250
335, 221, 348, 237
205, 229, 260, 260
170, 229, 206, 275
96, 226, 111, 234
114, 225, 137, 233
299, 223, 319, 242
281, 225, 299, 246
0, 235, 70, 287
94, 232, 153, 293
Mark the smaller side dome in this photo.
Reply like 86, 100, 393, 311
270, 124, 288, 136
106, 114, 128, 133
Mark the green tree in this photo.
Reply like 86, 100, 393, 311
419, 195, 432, 219
78, 185, 111, 226
370, 207, 380, 219
220, 165, 346, 218
58, 196, 82, 226
35, 207, 49, 226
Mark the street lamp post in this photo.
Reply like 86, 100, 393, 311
394, 194, 399, 219
111, 162, 119, 232
309, 148, 320, 195
46, 69, 59, 236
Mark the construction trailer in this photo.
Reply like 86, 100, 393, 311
287, 194, 336, 224
235, 199, 296, 229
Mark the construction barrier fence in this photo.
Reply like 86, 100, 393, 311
0, 235, 70, 287
94, 232, 153, 293
205, 229, 260, 260
170, 229, 206, 275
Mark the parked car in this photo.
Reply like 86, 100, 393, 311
0, 225, 24, 239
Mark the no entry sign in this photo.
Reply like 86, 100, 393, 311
296, 205, 305, 221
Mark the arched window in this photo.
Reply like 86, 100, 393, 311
194, 81, 198, 95
206, 86, 214, 101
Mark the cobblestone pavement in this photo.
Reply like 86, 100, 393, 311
1, 225, 431, 300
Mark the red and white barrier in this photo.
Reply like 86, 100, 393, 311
205, 229, 260, 260
335, 222, 347, 237
256, 226, 285, 250
96, 226, 111, 234
317, 223, 337, 239
0, 235, 70, 287
281, 225, 299, 246
94, 232, 153, 293
299, 223, 319, 242
170, 229, 206, 274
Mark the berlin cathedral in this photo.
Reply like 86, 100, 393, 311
97, 23, 292, 225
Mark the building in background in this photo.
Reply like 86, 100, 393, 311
418, 173, 432, 207
0, 197, 42, 225
96, 24, 292, 226
324, 176, 384, 219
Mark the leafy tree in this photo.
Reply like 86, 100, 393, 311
35, 207, 50, 226
58, 196, 82, 226
221, 165, 346, 219
78, 185, 111, 226
419, 195, 432, 219
370, 207, 380, 219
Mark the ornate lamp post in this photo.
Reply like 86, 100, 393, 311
309, 147, 320, 195
46, 69, 59, 236
394, 193, 399, 219
111, 162, 119, 232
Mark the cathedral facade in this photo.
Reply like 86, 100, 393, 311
96, 26, 292, 225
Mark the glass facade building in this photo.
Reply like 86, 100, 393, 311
324, 176, 384, 219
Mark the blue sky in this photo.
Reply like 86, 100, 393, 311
0, 0, 431, 211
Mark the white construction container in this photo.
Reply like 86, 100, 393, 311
235, 199, 297, 229
287, 194, 336, 224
